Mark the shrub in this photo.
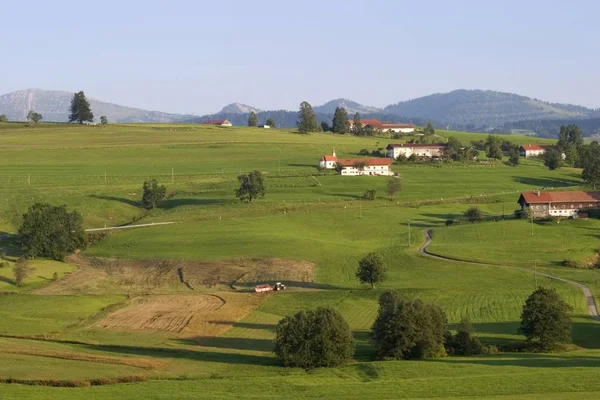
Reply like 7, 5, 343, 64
142, 179, 167, 209
519, 287, 572, 351
358, 148, 370, 156
446, 318, 484, 356
445, 219, 455, 227
274, 307, 355, 369
362, 189, 376, 201
464, 207, 484, 223
13, 258, 34, 287
372, 291, 447, 360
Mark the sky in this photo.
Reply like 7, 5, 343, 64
1, 0, 599, 115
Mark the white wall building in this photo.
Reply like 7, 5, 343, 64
318, 149, 338, 169
338, 158, 393, 176
520, 145, 545, 157
386, 143, 445, 159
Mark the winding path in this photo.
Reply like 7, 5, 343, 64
419, 229, 600, 322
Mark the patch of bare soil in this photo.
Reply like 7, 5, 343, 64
93, 295, 224, 333
34, 255, 314, 295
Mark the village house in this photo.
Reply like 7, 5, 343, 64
386, 143, 445, 159
202, 119, 233, 127
337, 158, 393, 176
517, 191, 600, 218
520, 144, 545, 157
348, 119, 415, 133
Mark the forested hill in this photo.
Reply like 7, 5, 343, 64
384, 89, 598, 128
501, 118, 600, 138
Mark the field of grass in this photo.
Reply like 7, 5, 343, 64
0, 122, 599, 398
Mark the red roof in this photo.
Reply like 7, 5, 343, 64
202, 119, 230, 125
521, 145, 545, 151
519, 191, 600, 204
321, 155, 338, 162
338, 158, 392, 167
348, 119, 382, 128
387, 143, 445, 149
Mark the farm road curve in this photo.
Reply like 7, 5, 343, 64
419, 229, 600, 322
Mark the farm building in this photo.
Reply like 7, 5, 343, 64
520, 145, 545, 157
336, 158, 393, 176
348, 119, 415, 133
202, 119, 232, 127
318, 149, 338, 169
386, 143, 445, 159
517, 191, 600, 218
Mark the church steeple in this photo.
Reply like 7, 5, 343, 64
332, 147, 336, 157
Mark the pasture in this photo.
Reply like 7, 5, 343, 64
0, 122, 599, 399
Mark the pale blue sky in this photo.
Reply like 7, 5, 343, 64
1, 0, 598, 114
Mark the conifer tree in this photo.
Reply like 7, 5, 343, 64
352, 112, 363, 135
332, 107, 350, 134
69, 91, 94, 124
297, 101, 319, 133
248, 111, 258, 127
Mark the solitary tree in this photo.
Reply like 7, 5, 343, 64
297, 101, 319, 133
69, 91, 94, 124
356, 252, 386, 289
13, 257, 35, 287
0, 114, 7, 122
27, 110, 43, 123
582, 156, 600, 189
248, 111, 258, 127
235, 170, 265, 203
424, 122, 435, 136
387, 177, 402, 200
519, 287, 572, 351
100, 115, 108, 125
372, 291, 448, 360
274, 307, 355, 369
484, 135, 503, 160
464, 207, 484, 223
142, 179, 167, 210
18, 203, 86, 260
544, 148, 563, 170
508, 147, 520, 166
352, 112, 363, 135
332, 107, 350, 134
265, 117, 276, 128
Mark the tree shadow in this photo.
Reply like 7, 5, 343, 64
287, 163, 318, 168
513, 176, 581, 188
89, 195, 140, 207
159, 198, 228, 209
437, 353, 600, 369
175, 336, 274, 352
0, 276, 15, 285
207, 321, 276, 331
0, 232, 22, 258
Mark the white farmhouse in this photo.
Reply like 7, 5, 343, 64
386, 143, 445, 159
519, 145, 545, 157
337, 158, 393, 176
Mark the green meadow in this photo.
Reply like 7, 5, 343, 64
0, 122, 599, 399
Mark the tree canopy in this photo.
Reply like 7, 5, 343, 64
544, 148, 563, 170
372, 291, 447, 360
274, 306, 355, 369
69, 91, 94, 124
332, 107, 350, 134
387, 177, 402, 200
464, 207, 484, 223
484, 135, 503, 160
100, 115, 108, 125
297, 101, 320, 133
424, 122, 435, 136
27, 110, 43, 123
248, 111, 258, 127
18, 203, 86, 260
352, 112, 363, 135
142, 179, 167, 210
0, 114, 7, 122
235, 170, 265, 203
356, 252, 386, 289
519, 287, 572, 350
265, 117, 276, 128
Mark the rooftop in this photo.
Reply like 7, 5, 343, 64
519, 191, 600, 204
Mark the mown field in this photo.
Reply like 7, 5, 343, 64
0, 121, 599, 399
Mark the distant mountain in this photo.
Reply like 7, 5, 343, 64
383, 89, 598, 128
218, 102, 261, 114
314, 98, 382, 115
0, 89, 195, 123
500, 117, 600, 138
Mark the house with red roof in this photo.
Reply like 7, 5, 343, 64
517, 191, 600, 218
337, 157, 393, 176
520, 144, 545, 157
202, 119, 232, 127
348, 119, 415, 133
318, 149, 338, 169
386, 143, 445, 159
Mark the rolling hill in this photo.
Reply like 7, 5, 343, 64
0, 89, 196, 123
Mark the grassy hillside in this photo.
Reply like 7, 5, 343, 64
0, 122, 599, 399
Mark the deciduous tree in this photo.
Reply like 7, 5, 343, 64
274, 307, 355, 368
266, 118, 276, 128
387, 177, 402, 200
356, 252, 386, 289
484, 135, 503, 160
544, 148, 563, 170
464, 207, 483, 223
69, 91, 94, 124
0, 114, 7, 122
27, 110, 43, 123
352, 112, 363, 135
235, 170, 265, 203
100, 115, 108, 125
519, 287, 572, 350
142, 179, 167, 210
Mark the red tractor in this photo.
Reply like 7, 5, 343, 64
254, 282, 287, 293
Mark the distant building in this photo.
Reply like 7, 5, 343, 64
337, 158, 393, 176
520, 145, 545, 157
202, 119, 232, 127
386, 143, 445, 159
258, 124, 271, 129
348, 119, 415, 133
318, 149, 338, 169
517, 191, 600, 218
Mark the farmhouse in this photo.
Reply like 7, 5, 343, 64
520, 145, 545, 157
336, 158, 393, 176
386, 143, 445, 159
202, 119, 233, 127
348, 119, 415, 133
318, 149, 338, 169
517, 191, 600, 218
